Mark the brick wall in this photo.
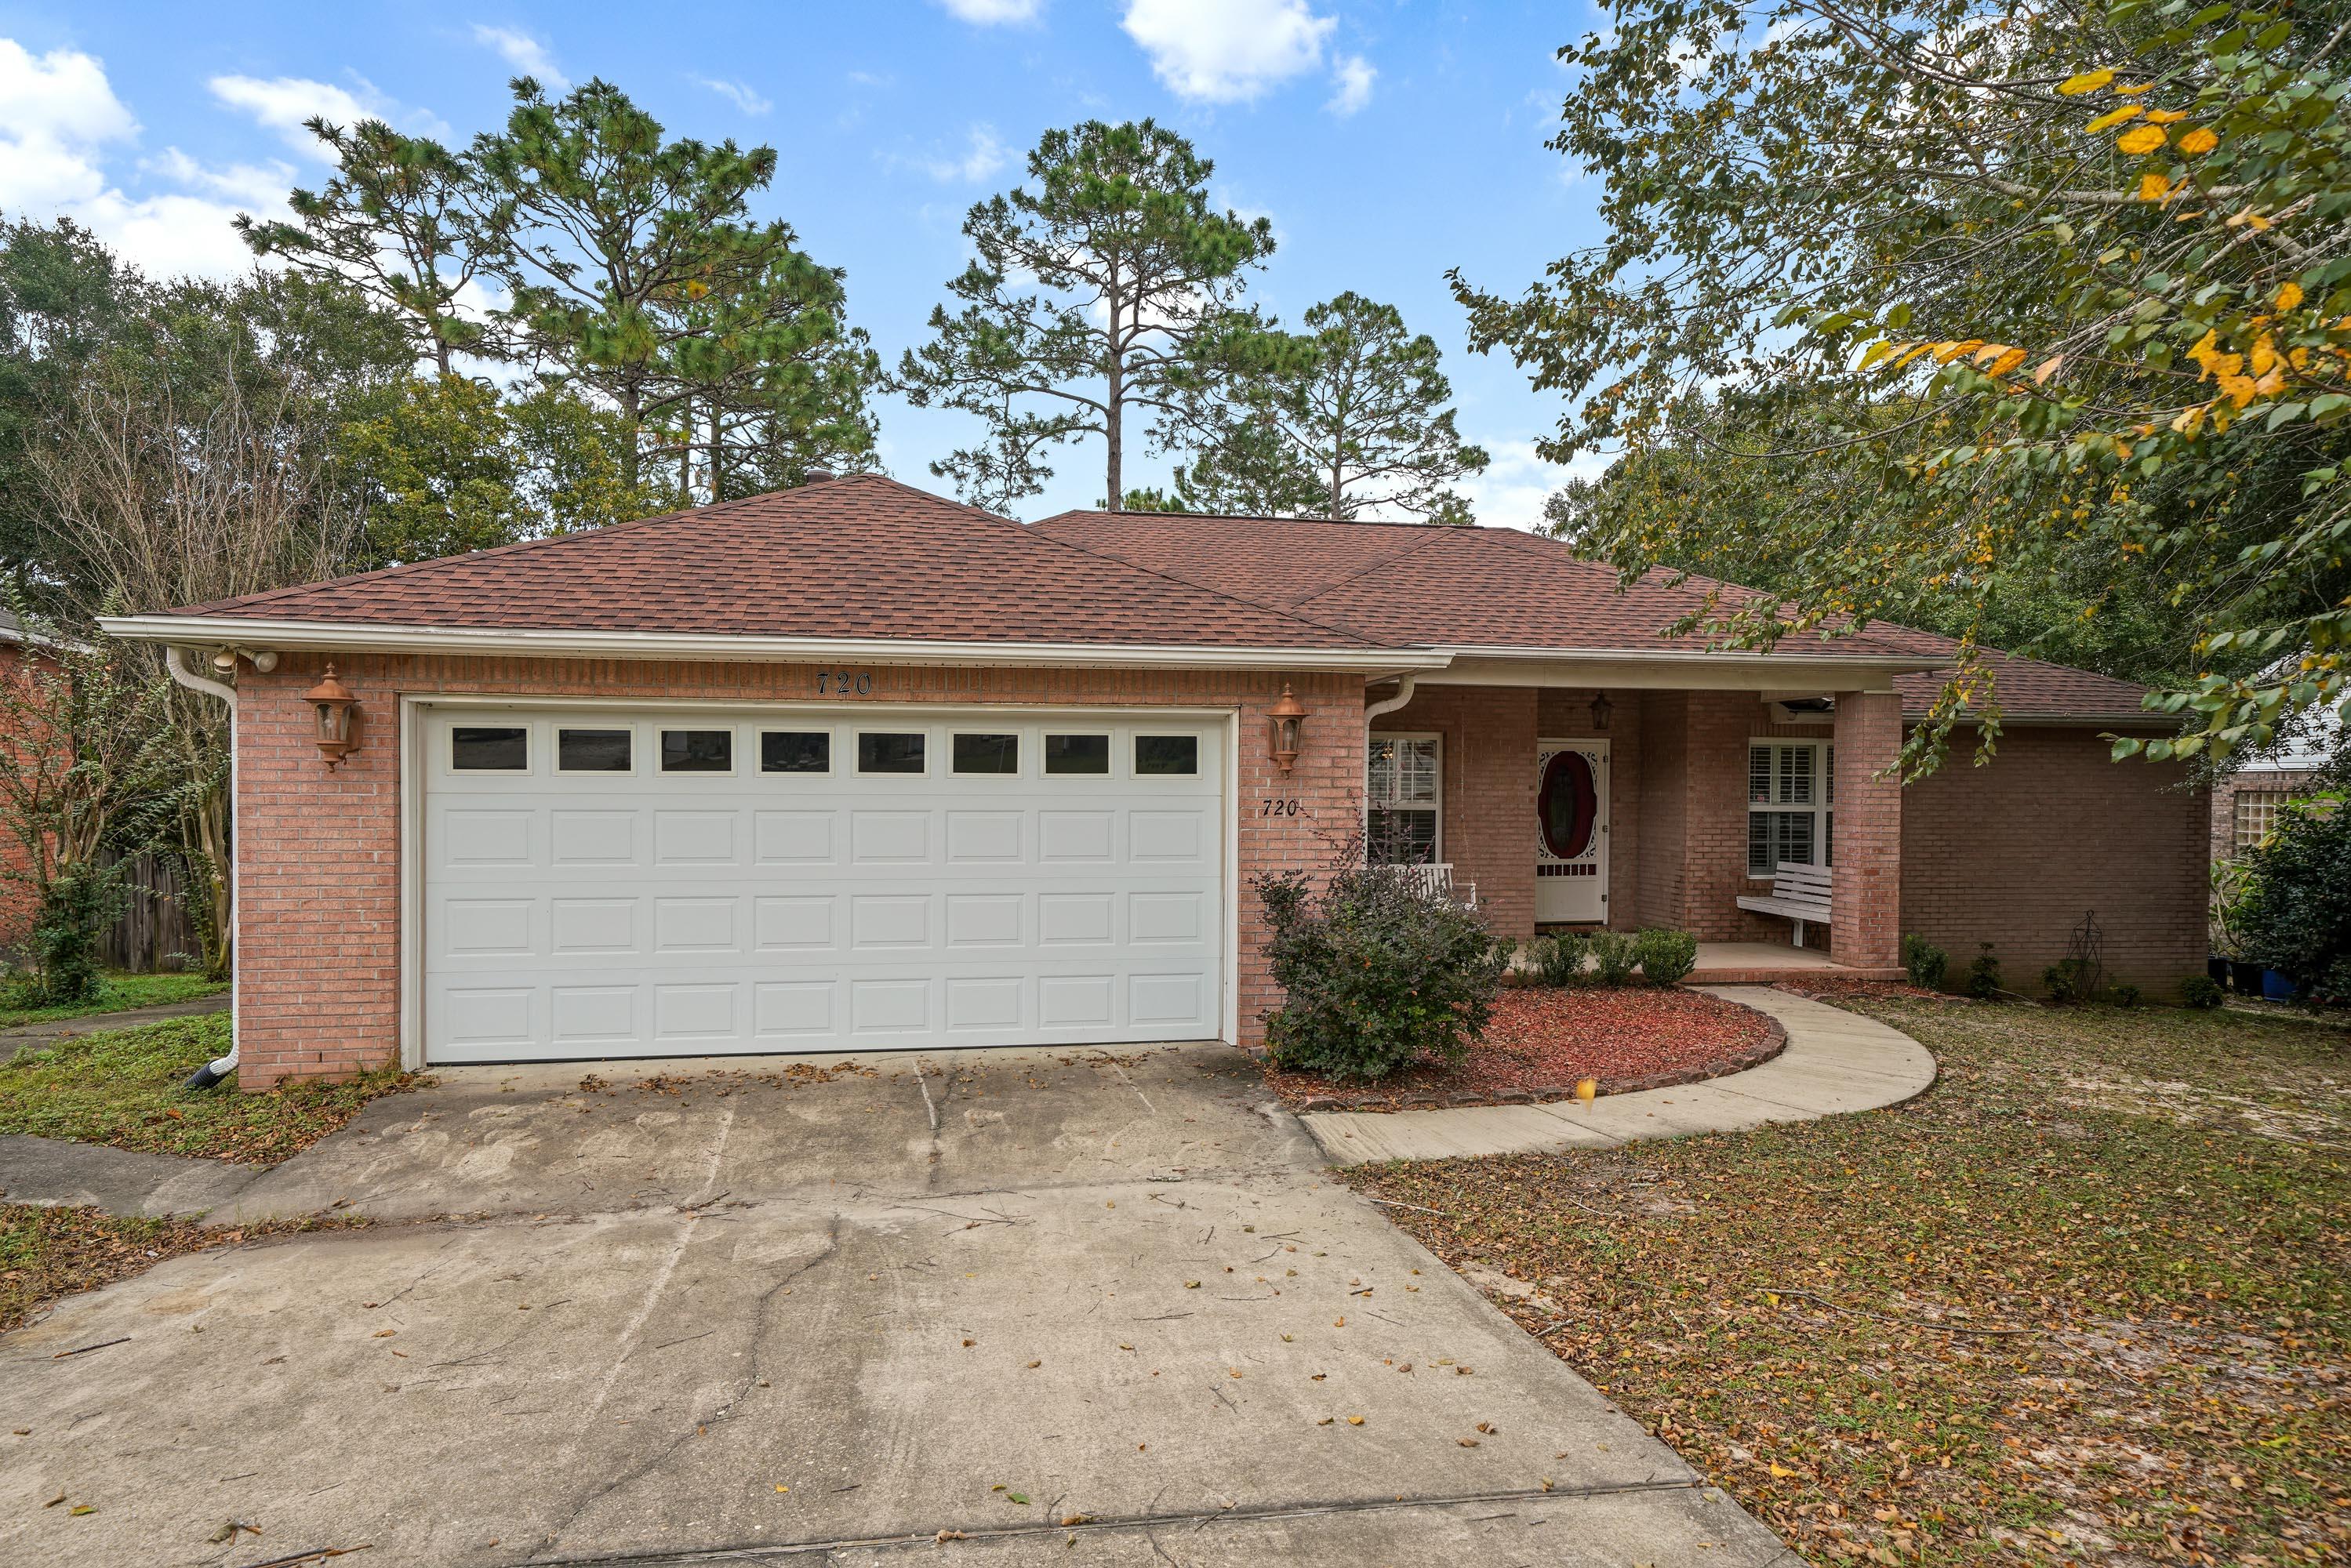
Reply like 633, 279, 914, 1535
1635, 691, 1688, 929
1375, 684, 1538, 938
1830, 692, 1903, 968
1900, 727, 2208, 989
234, 653, 1361, 1087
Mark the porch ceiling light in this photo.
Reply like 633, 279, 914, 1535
304, 663, 364, 769
1269, 683, 1308, 774
1589, 691, 1614, 731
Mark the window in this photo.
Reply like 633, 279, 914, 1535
1748, 741, 1833, 876
859, 731, 925, 774
761, 731, 830, 773
1044, 733, 1110, 775
661, 729, 733, 773
1136, 735, 1198, 775
558, 728, 631, 772
953, 733, 1019, 775
2233, 789, 2291, 856
452, 726, 528, 771
1365, 734, 1441, 865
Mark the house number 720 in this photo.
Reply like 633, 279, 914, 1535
816, 670, 874, 695
1261, 798, 1303, 817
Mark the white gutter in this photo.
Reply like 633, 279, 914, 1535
1426, 644, 1952, 675
164, 647, 238, 1089
99, 615, 1453, 675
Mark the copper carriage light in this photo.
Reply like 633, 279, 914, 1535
1269, 683, 1309, 774
1589, 691, 1614, 732
304, 664, 364, 768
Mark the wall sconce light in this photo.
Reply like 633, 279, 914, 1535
1589, 691, 1614, 732
1269, 683, 1308, 774
304, 664, 364, 768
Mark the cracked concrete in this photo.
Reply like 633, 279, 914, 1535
0, 1042, 1789, 1566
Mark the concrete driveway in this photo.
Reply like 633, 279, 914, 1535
1, 1044, 1786, 1566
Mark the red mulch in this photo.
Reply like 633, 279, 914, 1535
1264, 986, 1782, 1114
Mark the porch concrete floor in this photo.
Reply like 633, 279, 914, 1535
1688, 942, 1904, 984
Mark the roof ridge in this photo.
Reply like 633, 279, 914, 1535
1022, 521, 1412, 650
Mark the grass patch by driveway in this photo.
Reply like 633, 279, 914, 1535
0, 972, 227, 1031
1345, 997, 2350, 1566
1, 1203, 363, 1332
0, 1014, 419, 1164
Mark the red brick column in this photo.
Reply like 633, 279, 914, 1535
1830, 691, 1902, 968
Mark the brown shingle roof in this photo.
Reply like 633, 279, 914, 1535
1030, 510, 2158, 720
172, 475, 1392, 652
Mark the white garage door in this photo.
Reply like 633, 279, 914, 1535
420, 706, 1227, 1063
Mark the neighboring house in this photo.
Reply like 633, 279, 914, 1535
2210, 702, 2341, 861
102, 476, 2207, 1087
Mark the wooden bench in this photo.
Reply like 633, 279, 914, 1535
1382, 861, 1479, 909
1735, 860, 1832, 946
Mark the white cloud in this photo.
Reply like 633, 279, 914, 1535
695, 77, 772, 115
208, 75, 388, 156
1327, 53, 1375, 115
936, 0, 1042, 23
1452, 437, 1610, 532
1122, 0, 1335, 102
922, 125, 1008, 183
471, 24, 569, 90
0, 38, 279, 280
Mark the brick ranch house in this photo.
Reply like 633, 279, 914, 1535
101, 474, 2207, 1089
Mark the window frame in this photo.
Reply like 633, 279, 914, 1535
1134, 733, 1200, 776
1364, 731, 1444, 866
759, 729, 833, 775
1042, 732, 1112, 776
1747, 739, 1834, 878
556, 726, 634, 775
659, 728, 737, 775
450, 724, 531, 773
951, 731, 1021, 776
856, 731, 928, 775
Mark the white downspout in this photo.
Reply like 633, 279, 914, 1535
1363, 673, 1417, 724
165, 646, 239, 1089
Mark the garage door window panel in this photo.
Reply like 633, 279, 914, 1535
859, 732, 926, 774
953, 733, 1019, 775
1045, 734, 1110, 775
761, 731, 831, 774
452, 726, 529, 771
558, 728, 633, 772
662, 730, 735, 773
1136, 735, 1198, 775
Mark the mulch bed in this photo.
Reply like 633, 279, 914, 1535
1265, 986, 1783, 1114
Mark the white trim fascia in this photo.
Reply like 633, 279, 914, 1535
399, 695, 424, 1072
1416, 645, 1947, 692
97, 615, 1449, 675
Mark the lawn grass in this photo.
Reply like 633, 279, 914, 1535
0, 971, 227, 1031
1345, 996, 2351, 1566
1, 1203, 364, 1332
0, 1014, 418, 1164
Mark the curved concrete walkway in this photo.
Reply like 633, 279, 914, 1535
1300, 985, 1935, 1166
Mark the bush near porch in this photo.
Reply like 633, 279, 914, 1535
1346, 996, 2351, 1567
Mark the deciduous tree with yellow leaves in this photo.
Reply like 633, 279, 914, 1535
1460, 0, 2349, 768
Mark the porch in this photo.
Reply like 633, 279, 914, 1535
1357, 677, 1906, 973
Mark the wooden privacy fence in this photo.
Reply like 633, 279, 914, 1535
98, 849, 205, 973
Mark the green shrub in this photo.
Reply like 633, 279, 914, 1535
2044, 956, 2099, 1005
2111, 982, 2142, 1008
23, 869, 123, 1009
2181, 974, 2225, 1009
2233, 787, 2349, 1002
1588, 930, 1641, 986
1964, 942, 2003, 1000
1530, 933, 1590, 987
1255, 865, 1511, 1083
1633, 927, 1698, 986
1901, 932, 1949, 990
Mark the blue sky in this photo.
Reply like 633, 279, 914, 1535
0, 1, 1610, 523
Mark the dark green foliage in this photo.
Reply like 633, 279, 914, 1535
1902, 933, 1949, 991
2111, 984, 2142, 1010
2044, 957, 2100, 1006
1634, 927, 1698, 987
1532, 932, 1591, 988
18, 869, 122, 1007
1964, 944, 2003, 1001
1588, 930, 1641, 987
2181, 975, 2225, 1010
2233, 786, 2351, 1003
1255, 866, 1510, 1083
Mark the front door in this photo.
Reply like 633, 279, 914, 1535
1535, 738, 1609, 924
